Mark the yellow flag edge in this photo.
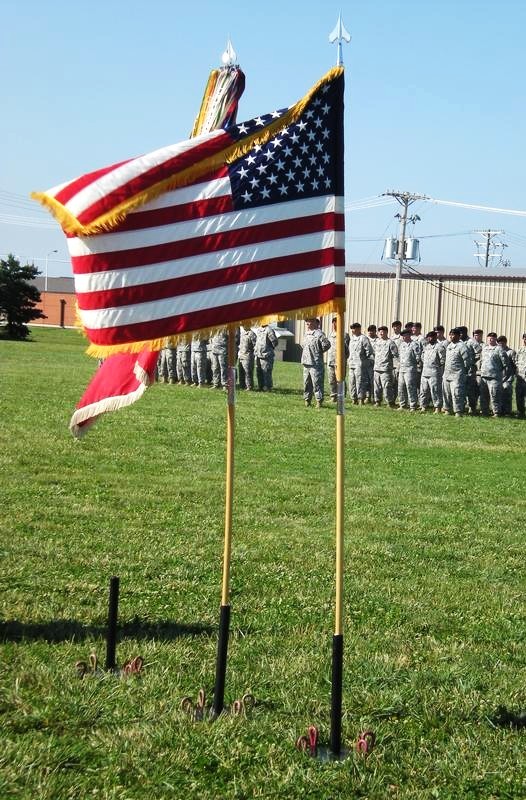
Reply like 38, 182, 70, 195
84, 298, 345, 359
31, 66, 343, 237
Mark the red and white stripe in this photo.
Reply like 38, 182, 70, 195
49, 130, 230, 229
67, 171, 345, 346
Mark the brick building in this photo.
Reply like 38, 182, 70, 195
31, 276, 77, 328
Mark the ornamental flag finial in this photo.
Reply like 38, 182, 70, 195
329, 13, 351, 66
221, 38, 237, 67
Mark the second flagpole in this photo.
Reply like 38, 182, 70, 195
330, 306, 345, 754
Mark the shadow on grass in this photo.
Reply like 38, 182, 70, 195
0, 617, 215, 643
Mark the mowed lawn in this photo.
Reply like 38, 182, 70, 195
1, 327, 525, 800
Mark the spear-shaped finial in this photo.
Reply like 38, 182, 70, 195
221, 38, 237, 67
329, 13, 351, 66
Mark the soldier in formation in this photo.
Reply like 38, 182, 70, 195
210, 330, 229, 389
397, 328, 421, 411
176, 340, 192, 385
373, 326, 398, 407
419, 329, 444, 413
158, 344, 177, 384
238, 325, 257, 391
497, 335, 516, 416
479, 332, 510, 416
442, 327, 471, 417
301, 317, 331, 408
254, 324, 278, 392
190, 335, 208, 387
348, 322, 374, 404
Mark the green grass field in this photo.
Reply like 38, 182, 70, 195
1, 327, 525, 799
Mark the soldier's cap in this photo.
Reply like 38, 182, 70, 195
304, 316, 317, 323
450, 327, 461, 335
473, 329, 483, 335
426, 330, 437, 338
457, 325, 468, 335
367, 324, 377, 331
350, 322, 362, 329
412, 321, 422, 328
488, 332, 497, 338
378, 325, 388, 332
401, 329, 412, 337
405, 321, 413, 328
496, 335, 507, 343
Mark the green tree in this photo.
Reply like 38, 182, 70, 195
0, 254, 46, 339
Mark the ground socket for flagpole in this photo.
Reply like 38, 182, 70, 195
295, 725, 351, 761
315, 746, 351, 762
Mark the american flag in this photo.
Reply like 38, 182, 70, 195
34, 67, 345, 355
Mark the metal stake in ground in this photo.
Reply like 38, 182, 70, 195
105, 575, 120, 671
212, 326, 236, 717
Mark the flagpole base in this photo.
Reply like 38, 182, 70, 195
212, 604, 231, 717
330, 633, 343, 755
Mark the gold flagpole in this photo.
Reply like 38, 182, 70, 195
329, 13, 350, 757
330, 306, 345, 754
212, 324, 236, 716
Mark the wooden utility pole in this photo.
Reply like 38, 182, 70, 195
382, 190, 427, 321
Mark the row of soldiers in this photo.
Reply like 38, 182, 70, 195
159, 318, 526, 418
157, 324, 279, 392
339, 320, 526, 417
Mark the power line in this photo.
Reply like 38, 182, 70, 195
404, 263, 526, 309
427, 197, 526, 218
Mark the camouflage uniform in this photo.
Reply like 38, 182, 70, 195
238, 327, 257, 390
466, 337, 482, 414
515, 343, 526, 417
500, 345, 516, 416
398, 339, 421, 410
302, 327, 331, 405
211, 331, 229, 388
191, 335, 208, 387
176, 341, 192, 384
411, 334, 426, 391
373, 338, 398, 405
327, 330, 350, 401
390, 332, 401, 400
419, 342, 445, 410
443, 341, 470, 415
479, 344, 509, 416
254, 325, 278, 391
158, 346, 177, 383
365, 335, 377, 400
436, 336, 448, 358
348, 333, 374, 403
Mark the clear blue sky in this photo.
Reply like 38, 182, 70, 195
1, 0, 526, 277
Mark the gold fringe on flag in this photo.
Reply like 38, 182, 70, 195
31, 67, 343, 237
83, 298, 345, 359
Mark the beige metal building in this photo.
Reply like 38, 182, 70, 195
285, 263, 526, 358
344, 263, 526, 346
31, 268, 526, 355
